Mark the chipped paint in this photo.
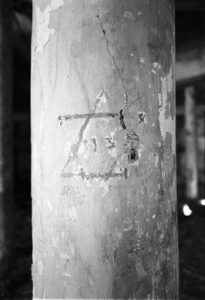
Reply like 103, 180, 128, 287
158, 67, 175, 152
153, 62, 161, 70
35, 0, 64, 53
123, 11, 135, 20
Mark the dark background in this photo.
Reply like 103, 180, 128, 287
0, 0, 205, 299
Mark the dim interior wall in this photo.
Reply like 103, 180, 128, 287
0, 0, 13, 259
32, 0, 178, 299
176, 86, 205, 199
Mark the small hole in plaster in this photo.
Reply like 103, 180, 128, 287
129, 148, 138, 162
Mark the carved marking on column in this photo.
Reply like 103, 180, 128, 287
58, 112, 118, 121
58, 92, 146, 180
58, 91, 126, 180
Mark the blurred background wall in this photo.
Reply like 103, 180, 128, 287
0, 0, 204, 299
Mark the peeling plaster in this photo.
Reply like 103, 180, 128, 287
153, 62, 161, 70
158, 68, 175, 153
35, 0, 64, 53
123, 11, 135, 21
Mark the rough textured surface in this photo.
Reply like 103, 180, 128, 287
32, 0, 178, 298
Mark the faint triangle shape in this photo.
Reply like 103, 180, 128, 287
95, 91, 111, 113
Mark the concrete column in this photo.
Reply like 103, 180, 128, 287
32, 0, 178, 298
184, 86, 198, 199
0, 0, 13, 260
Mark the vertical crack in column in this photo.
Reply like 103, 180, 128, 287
97, 15, 129, 105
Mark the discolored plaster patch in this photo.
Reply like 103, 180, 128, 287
123, 11, 135, 21
35, 0, 64, 53
158, 67, 175, 153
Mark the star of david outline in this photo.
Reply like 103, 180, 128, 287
58, 90, 127, 180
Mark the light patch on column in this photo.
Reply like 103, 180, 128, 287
124, 11, 135, 20
158, 67, 175, 153
67, 207, 78, 221
35, 0, 64, 53
38, 260, 43, 276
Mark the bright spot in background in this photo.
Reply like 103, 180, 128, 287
199, 199, 205, 206
182, 204, 193, 216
